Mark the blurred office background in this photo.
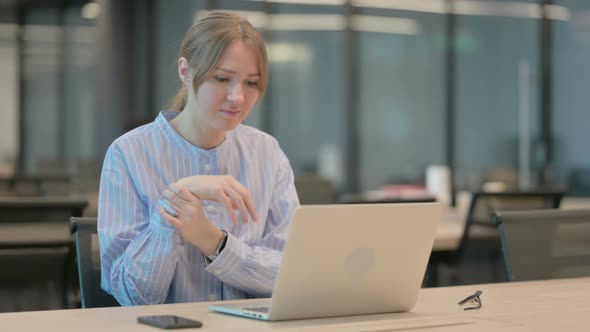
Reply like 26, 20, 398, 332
2, 0, 590, 199
0, 0, 590, 311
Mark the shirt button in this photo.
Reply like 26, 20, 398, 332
208, 294, 217, 301
206, 205, 215, 213
204, 164, 212, 172
214, 269, 222, 275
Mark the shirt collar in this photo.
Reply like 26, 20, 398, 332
155, 110, 233, 161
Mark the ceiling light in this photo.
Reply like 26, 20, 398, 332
82, 2, 101, 20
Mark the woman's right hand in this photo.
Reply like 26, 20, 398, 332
177, 175, 258, 224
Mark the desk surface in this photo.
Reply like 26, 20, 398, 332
432, 208, 465, 252
0, 221, 72, 249
0, 196, 88, 208
432, 196, 590, 252
0, 173, 71, 182
1, 277, 587, 331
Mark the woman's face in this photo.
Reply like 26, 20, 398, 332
189, 40, 261, 132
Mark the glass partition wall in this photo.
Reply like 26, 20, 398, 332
7, 0, 590, 200
455, 0, 542, 191
553, 0, 590, 195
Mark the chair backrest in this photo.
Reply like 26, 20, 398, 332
493, 209, 590, 281
294, 174, 337, 205
456, 191, 564, 258
568, 168, 590, 196
70, 217, 120, 308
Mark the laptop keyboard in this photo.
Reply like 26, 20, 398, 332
244, 306, 270, 313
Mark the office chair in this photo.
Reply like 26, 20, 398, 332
493, 209, 590, 282
294, 174, 337, 205
458, 191, 563, 257
427, 190, 564, 286
70, 217, 120, 308
568, 168, 590, 196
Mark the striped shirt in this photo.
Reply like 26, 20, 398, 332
98, 110, 300, 306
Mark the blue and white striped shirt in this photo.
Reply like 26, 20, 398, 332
98, 110, 300, 306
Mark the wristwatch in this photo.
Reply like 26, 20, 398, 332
204, 230, 228, 264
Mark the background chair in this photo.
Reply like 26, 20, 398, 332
70, 217, 119, 308
458, 191, 564, 257
294, 174, 337, 205
427, 190, 564, 286
568, 168, 590, 196
0, 196, 87, 311
493, 209, 590, 281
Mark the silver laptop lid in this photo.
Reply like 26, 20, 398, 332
267, 202, 442, 321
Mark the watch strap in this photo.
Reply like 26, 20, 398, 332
204, 230, 228, 264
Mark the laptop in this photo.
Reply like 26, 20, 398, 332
209, 202, 443, 321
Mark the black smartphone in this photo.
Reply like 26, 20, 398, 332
137, 315, 203, 329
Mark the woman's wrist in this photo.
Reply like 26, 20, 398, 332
199, 226, 225, 256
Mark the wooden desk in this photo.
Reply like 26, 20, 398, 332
0, 196, 88, 251
561, 197, 590, 210
433, 208, 465, 252
0, 277, 588, 331
432, 194, 590, 252
433, 222, 463, 252
0, 173, 72, 196
428, 197, 590, 287
0, 196, 88, 222
0, 221, 72, 249
340, 197, 437, 204
432, 196, 590, 255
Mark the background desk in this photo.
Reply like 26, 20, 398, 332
0, 277, 587, 331
0, 196, 86, 249
0, 196, 88, 221
433, 196, 590, 253
433, 208, 465, 252
428, 197, 590, 286
0, 195, 87, 249
0, 173, 72, 196
0, 196, 88, 311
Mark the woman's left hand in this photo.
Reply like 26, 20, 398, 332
158, 182, 225, 256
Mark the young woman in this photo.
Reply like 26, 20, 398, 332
98, 11, 299, 306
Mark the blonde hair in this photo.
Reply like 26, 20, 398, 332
169, 11, 269, 112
